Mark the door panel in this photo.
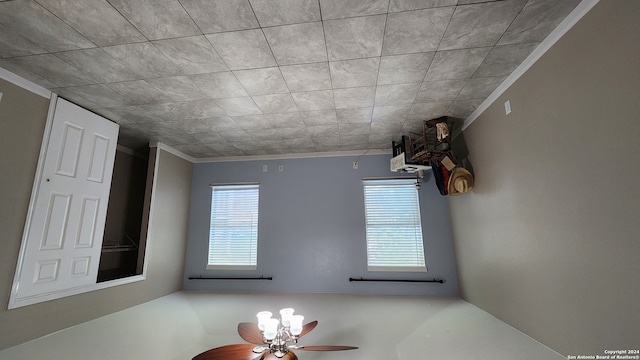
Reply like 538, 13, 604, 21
10, 97, 118, 306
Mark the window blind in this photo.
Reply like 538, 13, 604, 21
363, 179, 426, 272
208, 184, 259, 270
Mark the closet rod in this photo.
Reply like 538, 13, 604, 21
349, 277, 444, 284
189, 276, 272, 281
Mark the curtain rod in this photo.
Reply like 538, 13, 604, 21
349, 277, 445, 284
189, 276, 272, 281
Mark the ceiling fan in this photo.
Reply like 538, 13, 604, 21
193, 308, 358, 360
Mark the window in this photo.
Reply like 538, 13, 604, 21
208, 184, 259, 270
362, 179, 426, 272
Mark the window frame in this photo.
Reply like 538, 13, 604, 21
362, 178, 427, 272
207, 183, 260, 270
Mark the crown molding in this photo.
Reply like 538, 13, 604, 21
0, 66, 51, 99
193, 149, 391, 163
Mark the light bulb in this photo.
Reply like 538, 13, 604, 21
290, 315, 304, 336
279, 308, 294, 327
256, 311, 272, 331
264, 318, 280, 340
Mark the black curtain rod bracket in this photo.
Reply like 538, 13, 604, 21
189, 275, 273, 281
349, 277, 445, 284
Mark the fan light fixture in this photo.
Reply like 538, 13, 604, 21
255, 308, 305, 357
192, 309, 357, 360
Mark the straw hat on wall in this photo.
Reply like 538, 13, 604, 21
448, 168, 474, 196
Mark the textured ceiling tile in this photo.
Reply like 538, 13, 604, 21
0, 0, 578, 158
193, 131, 228, 144
106, 80, 172, 105
371, 104, 411, 122
473, 42, 539, 78
232, 115, 276, 130
407, 100, 451, 120
498, 0, 581, 45
457, 0, 496, 4
0, 23, 47, 58
145, 76, 209, 102
55, 48, 142, 83
189, 72, 248, 99
169, 118, 221, 134
324, 15, 386, 60
5, 54, 96, 87
141, 99, 227, 121
269, 113, 305, 128
312, 136, 342, 148
284, 137, 314, 148
100, 105, 160, 123
53, 87, 99, 109
339, 123, 372, 137
208, 118, 245, 133
389, 0, 457, 12
280, 62, 332, 92
278, 127, 308, 138
291, 90, 336, 111
250, 128, 282, 140
0, 59, 60, 88
333, 87, 376, 109
181, 0, 258, 33
382, 7, 454, 55
233, 67, 289, 96
63, 84, 130, 108
250, 0, 321, 27
329, 58, 380, 89
456, 76, 506, 100
36, 0, 145, 46
336, 107, 373, 123
340, 134, 370, 145
152, 36, 228, 75
439, 0, 527, 50
259, 139, 289, 150
215, 97, 263, 116
374, 83, 421, 106
252, 94, 299, 114
263, 22, 327, 65
102, 42, 182, 78
307, 124, 340, 137
299, 110, 338, 125
378, 52, 434, 85
107, 0, 200, 40
370, 119, 404, 134
424, 47, 491, 81
320, 0, 389, 20
448, 98, 483, 119
0, 1, 94, 52
415, 79, 467, 102
206, 30, 277, 70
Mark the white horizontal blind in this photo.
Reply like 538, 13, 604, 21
208, 184, 259, 270
363, 179, 426, 272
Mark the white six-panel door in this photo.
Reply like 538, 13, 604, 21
9, 97, 118, 308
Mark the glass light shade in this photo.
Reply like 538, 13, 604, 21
289, 315, 304, 335
279, 308, 295, 327
263, 318, 280, 340
256, 311, 272, 331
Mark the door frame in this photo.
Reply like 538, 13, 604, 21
8, 94, 153, 309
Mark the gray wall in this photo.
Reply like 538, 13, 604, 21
0, 75, 193, 350
184, 154, 459, 296
448, 0, 640, 356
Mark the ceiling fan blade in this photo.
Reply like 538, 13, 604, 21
298, 320, 318, 337
295, 345, 359, 351
193, 344, 263, 360
238, 322, 264, 344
